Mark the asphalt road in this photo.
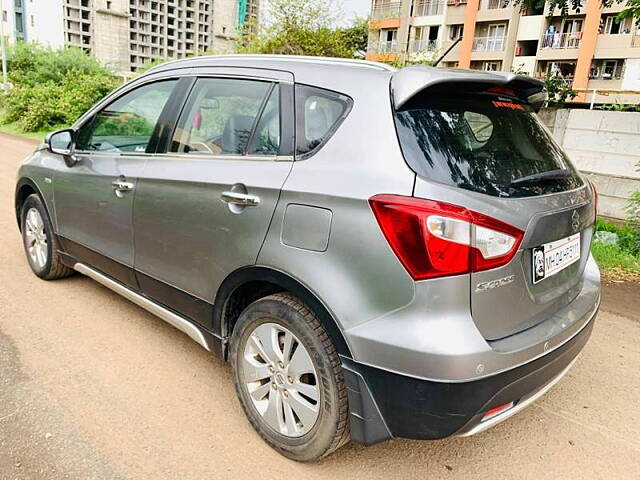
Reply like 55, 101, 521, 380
1, 133, 639, 479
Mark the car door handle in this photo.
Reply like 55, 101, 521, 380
112, 180, 134, 192
112, 179, 134, 198
221, 191, 260, 207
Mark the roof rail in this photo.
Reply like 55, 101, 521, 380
148, 54, 396, 73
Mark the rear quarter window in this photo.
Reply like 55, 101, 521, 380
295, 84, 352, 158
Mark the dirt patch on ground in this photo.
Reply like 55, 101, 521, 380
601, 280, 640, 320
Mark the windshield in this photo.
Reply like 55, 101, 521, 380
394, 95, 584, 198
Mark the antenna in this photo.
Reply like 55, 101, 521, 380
432, 37, 462, 68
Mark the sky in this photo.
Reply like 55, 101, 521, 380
339, 0, 371, 22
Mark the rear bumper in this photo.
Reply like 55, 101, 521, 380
342, 302, 597, 445
345, 254, 601, 383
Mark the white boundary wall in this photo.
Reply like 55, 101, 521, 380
540, 109, 640, 221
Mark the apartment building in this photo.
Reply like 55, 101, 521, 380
1, 0, 65, 47
1, 0, 259, 73
366, 0, 640, 104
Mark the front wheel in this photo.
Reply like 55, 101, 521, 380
20, 194, 73, 280
230, 293, 350, 461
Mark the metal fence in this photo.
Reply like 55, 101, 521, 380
409, 39, 439, 52
371, 1, 402, 19
540, 31, 582, 49
367, 40, 399, 54
413, 0, 444, 16
483, 0, 509, 8
472, 36, 505, 52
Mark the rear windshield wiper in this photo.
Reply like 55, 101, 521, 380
509, 169, 572, 186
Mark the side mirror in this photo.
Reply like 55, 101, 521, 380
46, 129, 77, 167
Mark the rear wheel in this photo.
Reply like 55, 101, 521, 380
20, 194, 73, 280
230, 293, 349, 461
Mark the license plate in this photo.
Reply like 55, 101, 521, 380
532, 233, 581, 284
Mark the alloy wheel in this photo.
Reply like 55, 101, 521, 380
24, 207, 48, 270
242, 322, 320, 437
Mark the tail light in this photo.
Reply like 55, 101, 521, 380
369, 195, 524, 280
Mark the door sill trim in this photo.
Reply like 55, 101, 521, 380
73, 262, 211, 352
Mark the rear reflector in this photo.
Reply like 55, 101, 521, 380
369, 195, 524, 280
482, 402, 514, 422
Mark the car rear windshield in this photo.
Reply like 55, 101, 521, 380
394, 94, 584, 198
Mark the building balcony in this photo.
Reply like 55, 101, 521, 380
594, 33, 640, 58
589, 72, 622, 81
409, 39, 439, 53
445, 0, 467, 23
482, 0, 509, 9
540, 31, 582, 50
365, 40, 400, 61
368, 40, 399, 54
587, 78, 623, 92
371, 2, 402, 20
472, 36, 505, 52
476, 0, 512, 21
413, 0, 443, 17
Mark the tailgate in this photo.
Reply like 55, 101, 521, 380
470, 193, 595, 340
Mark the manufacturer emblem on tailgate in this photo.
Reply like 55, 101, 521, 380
475, 275, 515, 293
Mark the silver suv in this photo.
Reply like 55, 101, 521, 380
15, 56, 600, 461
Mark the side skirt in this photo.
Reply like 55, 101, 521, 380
73, 262, 223, 356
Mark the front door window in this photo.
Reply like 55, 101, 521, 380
76, 80, 177, 153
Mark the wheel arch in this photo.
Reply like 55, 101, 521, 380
214, 266, 352, 360
15, 178, 50, 232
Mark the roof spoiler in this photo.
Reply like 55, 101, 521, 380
391, 66, 546, 112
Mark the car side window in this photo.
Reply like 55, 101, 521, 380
247, 86, 280, 156
295, 84, 352, 157
170, 77, 276, 155
76, 80, 177, 153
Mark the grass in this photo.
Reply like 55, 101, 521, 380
591, 242, 640, 273
591, 219, 640, 281
0, 121, 65, 142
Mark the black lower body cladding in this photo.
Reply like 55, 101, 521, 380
343, 311, 596, 444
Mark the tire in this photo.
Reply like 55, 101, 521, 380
20, 194, 74, 280
230, 293, 350, 461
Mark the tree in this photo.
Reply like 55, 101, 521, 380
264, 0, 337, 32
238, 0, 368, 58
542, 73, 577, 107
617, 0, 640, 24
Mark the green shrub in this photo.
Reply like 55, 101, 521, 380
6, 43, 111, 87
630, 190, 640, 226
629, 160, 640, 233
542, 73, 577, 108
0, 43, 119, 132
595, 218, 640, 257
594, 104, 640, 113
